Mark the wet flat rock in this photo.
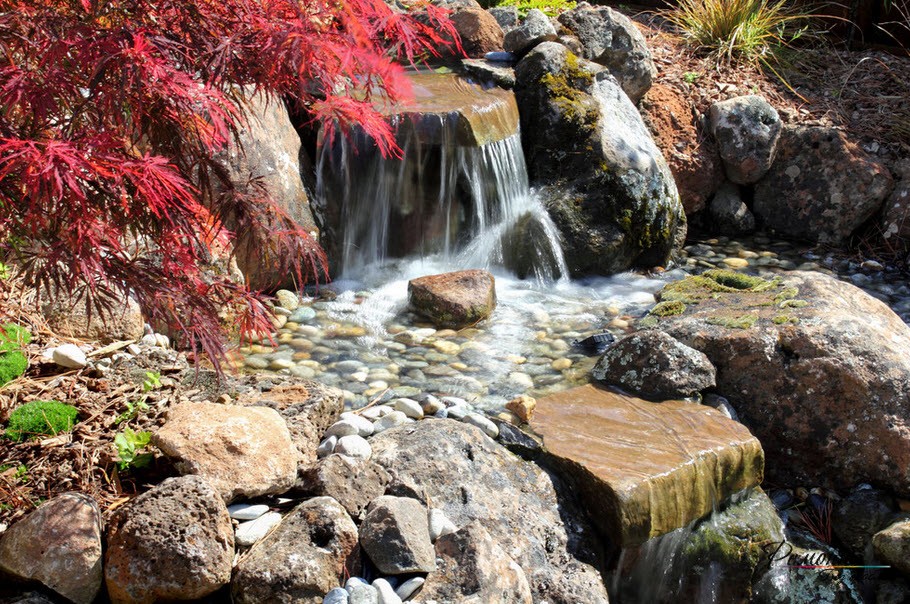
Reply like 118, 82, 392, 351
531, 384, 763, 547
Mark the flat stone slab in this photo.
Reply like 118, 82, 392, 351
531, 384, 763, 547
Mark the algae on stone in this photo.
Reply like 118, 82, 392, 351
706, 314, 759, 329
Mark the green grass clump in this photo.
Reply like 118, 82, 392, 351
0, 323, 31, 353
493, 0, 575, 17
660, 0, 813, 65
5, 400, 78, 442
0, 351, 28, 387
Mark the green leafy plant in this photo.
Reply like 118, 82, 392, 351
114, 428, 154, 471
142, 371, 162, 392
661, 0, 814, 66
683, 71, 702, 83
0, 463, 28, 483
5, 400, 78, 442
114, 399, 151, 426
495, 0, 576, 18
0, 262, 9, 280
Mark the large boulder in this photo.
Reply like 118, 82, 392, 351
450, 8, 504, 57
531, 384, 763, 547
414, 521, 533, 603
105, 476, 234, 603
640, 83, 723, 214
592, 329, 716, 399
153, 401, 299, 503
753, 126, 892, 244
0, 493, 103, 604
709, 95, 782, 185
295, 454, 390, 518
880, 158, 910, 255
218, 91, 320, 291
408, 270, 496, 329
649, 269, 910, 496
557, 2, 657, 103
369, 419, 610, 604
514, 42, 685, 275
231, 497, 359, 604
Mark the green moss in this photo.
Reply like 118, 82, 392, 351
779, 299, 808, 309
651, 300, 686, 317
772, 314, 800, 325
703, 269, 777, 291
706, 314, 759, 329
0, 323, 31, 354
638, 315, 659, 328
773, 287, 798, 304
539, 52, 598, 132
5, 400, 78, 442
0, 350, 27, 387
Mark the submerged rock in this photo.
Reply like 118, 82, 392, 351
592, 330, 716, 399
514, 42, 685, 276
369, 420, 609, 603
408, 270, 496, 329
649, 270, 910, 497
753, 125, 892, 245
0, 493, 103, 604
531, 384, 763, 547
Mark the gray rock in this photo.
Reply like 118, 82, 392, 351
360, 496, 436, 574
880, 158, 910, 255
228, 503, 270, 521
557, 2, 656, 102
873, 518, 910, 576
709, 95, 782, 184
395, 577, 425, 601
514, 42, 684, 276
461, 413, 500, 438
318, 435, 339, 458
372, 579, 402, 604
370, 420, 609, 603
326, 419, 364, 438
593, 330, 716, 399
290, 306, 317, 323
348, 583, 380, 604
335, 435, 372, 459
503, 9, 557, 56
708, 181, 755, 235
832, 486, 897, 558
232, 497, 359, 603
324, 587, 350, 604
153, 401, 299, 503
393, 398, 424, 419
428, 508, 458, 542
340, 413, 376, 436
415, 521, 532, 603
51, 344, 87, 369
295, 454, 390, 518
489, 6, 518, 30
235, 511, 283, 547
105, 476, 234, 603
0, 493, 102, 604
753, 125, 892, 244
373, 411, 410, 434
752, 554, 863, 603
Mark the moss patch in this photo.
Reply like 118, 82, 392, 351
5, 400, 78, 442
772, 314, 800, 325
706, 314, 759, 329
0, 323, 31, 353
0, 350, 27, 387
539, 52, 598, 131
651, 300, 686, 317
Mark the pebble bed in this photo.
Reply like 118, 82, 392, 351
237, 234, 910, 412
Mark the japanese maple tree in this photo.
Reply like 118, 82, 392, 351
0, 0, 459, 365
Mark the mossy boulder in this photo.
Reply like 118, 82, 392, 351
644, 270, 910, 497
5, 400, 78, 442
513, 42, 685, 276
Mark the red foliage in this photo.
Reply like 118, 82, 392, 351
0, 0, 459, 367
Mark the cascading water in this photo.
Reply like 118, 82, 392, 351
314, 73, 568, 284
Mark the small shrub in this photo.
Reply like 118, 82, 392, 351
661, 0, 813, 65
0, 351, 28, 388
114, 428, 154, 471
5, 400, 78, 442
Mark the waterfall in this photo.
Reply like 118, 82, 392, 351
314, 80, 568, 284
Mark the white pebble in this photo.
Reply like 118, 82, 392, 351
348, 584, 380, 603
325, 420, 361, 439
394, 398, 424, 419
345, 577, 370, 591
372, 579, 402, 604
335, 435, 372, 459
317, 436, 338, 458
395, 577, 425, 601
361, 405, 392, 421
126, 343, 142, 356
441, 396, 468, 407
51, 344, 87, 369
428, 508, 458, 542
372, 411, 409, 434
446, 406, 469, 420
323, 587, 349, 604
235, 511, 282, 547
227, 503, 270, 521
462, 413, 499, 439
